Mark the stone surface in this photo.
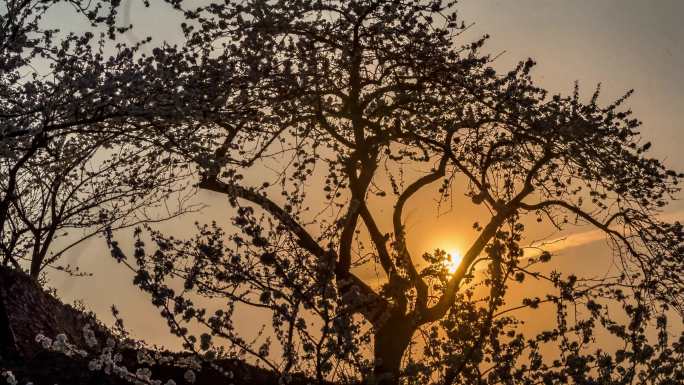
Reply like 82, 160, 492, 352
0, 267, 330, 385
0, 267, 97, 360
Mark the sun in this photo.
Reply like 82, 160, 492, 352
445, 249, 463, 274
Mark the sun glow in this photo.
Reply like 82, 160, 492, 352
445, 250, 463, 274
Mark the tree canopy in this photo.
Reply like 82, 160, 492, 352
2, 1, 683, 385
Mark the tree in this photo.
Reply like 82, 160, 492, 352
15, 0, 682, 384
0, 0, 211, 279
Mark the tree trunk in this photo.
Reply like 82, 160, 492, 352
371, 314, 415, 385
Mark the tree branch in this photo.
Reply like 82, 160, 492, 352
395, 154, 449, 314
198, 177, 327, 260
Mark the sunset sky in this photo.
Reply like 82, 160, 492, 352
49, 0, 684, 349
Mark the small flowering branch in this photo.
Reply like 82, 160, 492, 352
35, 333, 88, 358
34, 326, 201, 385
1, 371, 18, 385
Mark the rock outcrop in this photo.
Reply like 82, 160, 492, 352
0, 267, 98, 361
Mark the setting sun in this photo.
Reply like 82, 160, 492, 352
445, 250, 463, 274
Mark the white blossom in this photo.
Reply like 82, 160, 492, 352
1, 371, 17, 385
183, 370, 196, 384
82, 325, 99, 348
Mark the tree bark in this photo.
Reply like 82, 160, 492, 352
372, 313, 415, 385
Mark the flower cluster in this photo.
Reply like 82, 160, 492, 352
35, 333, 87, 358
34, 325, 201, 385
1, 371, 17, 385
182, 370, 195, 384
82, 325, 99, 348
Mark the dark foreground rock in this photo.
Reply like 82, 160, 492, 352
0, 267, 326, 385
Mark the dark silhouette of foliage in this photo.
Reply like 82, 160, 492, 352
2, 1, 683, 385
0, 0, 204, 279
119, 1, 684, 384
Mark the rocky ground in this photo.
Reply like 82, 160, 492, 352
0, 267, 325, 385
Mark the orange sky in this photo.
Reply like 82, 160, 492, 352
48, 0, 684, 350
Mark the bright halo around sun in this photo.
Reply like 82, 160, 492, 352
445, 250, 463, 274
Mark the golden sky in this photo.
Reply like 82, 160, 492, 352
49, 0, 684, 350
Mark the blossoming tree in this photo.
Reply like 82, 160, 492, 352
4, 0, 683, 385
115, 1, 684, 384
0, 0, 210, 279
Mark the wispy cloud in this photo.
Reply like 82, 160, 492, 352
523, 209, 684, 257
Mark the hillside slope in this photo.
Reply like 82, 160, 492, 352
0, 267, 325, 385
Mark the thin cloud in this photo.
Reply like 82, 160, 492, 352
523, 209, 684, 258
